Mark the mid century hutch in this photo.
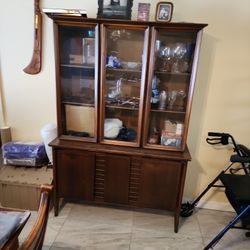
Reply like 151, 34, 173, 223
46, 14, 207, 232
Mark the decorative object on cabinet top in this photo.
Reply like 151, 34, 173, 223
155, 2, 174, 22
43, 8, 87, 17
137, 3, 151, 21
97, 0, 133, 20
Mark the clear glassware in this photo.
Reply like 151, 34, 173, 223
101, 27, 147, 145
167, 90, 186, 110
167, 90, 178, 109
146, 30, 197, 150
158, 45, 174, 72
172, 43, 188, 73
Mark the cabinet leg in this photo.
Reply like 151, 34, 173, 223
54, 197, 59, 216
174, 211, 180, 233
174, 164, 187, 233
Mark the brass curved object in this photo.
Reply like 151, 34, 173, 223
23, 0, 42, 75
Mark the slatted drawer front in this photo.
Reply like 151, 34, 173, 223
94, 154, 106, 201
129, 157, 142, 206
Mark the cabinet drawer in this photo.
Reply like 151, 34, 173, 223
56, 149, 95, 200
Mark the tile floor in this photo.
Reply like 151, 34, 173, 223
18, 201, 250, 250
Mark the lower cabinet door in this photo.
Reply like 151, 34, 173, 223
138, 157, 182, 211
56, 149, 95, 200
104, 154, 130, 205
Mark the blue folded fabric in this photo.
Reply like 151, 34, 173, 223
2, 142, 47, 159
0, 211, 22, 249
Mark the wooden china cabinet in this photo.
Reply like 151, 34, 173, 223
46, 14, 207, 232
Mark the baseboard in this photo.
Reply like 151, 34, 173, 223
183, 197, 234, 212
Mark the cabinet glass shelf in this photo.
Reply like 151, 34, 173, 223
144, 29, 198, 150
58, 24, 98, 141
154, 71, 191, 76
150, 109, 185, 114
106, 105, 139, 111
100, 26, 148, 146
106, 68, 142, 74
62, 101, 94, 107
61, 63, 95, 69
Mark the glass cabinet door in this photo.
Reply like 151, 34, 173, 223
144, 28, 199, 151
100, 25, 149, 146
58, 24, 98, 141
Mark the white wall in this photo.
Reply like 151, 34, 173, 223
0, 0, 250, 207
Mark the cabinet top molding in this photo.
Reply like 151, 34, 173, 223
45, 15, 207, 30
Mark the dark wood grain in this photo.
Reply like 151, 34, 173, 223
50, 138, 191, 161
138, 158, 182, 210
56, 149, 95, 200
104, 154, 130, 204
46, 17, 207, 233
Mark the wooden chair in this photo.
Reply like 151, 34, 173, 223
4, 184, 53, 250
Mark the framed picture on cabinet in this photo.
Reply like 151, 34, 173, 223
137, 3, 150, 21
97, 0, 133, 20
155, 2, 173, 22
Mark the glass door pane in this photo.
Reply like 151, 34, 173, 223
145, 29, 197, 150
58, 25, 98, 141
100, 25, 149, 146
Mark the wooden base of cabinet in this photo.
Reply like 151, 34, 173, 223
51, 139, 190, 232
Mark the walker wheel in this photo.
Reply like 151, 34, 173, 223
180, 202, 194, 217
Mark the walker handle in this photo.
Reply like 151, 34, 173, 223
208, 132, 228, 137
206, 132, 230, 145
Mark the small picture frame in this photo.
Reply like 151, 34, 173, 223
97, 0, 133, 20
137, 3, 151, 21
155, 2, 173, 22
